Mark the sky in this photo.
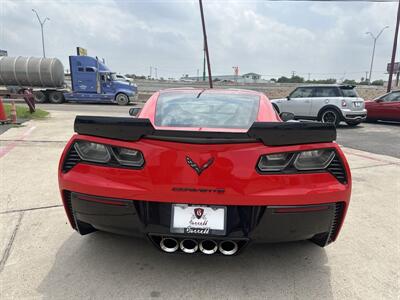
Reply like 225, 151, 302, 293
0, 0, 398, 81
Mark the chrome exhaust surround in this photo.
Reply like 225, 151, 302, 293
160, 237, 179, 253
199, 240, 218, 255
219, 240, 238, 256
180, 239, 199, 254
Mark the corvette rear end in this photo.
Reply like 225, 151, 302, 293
58, 89, 351, 255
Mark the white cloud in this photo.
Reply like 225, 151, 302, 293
0, 0, 397, 80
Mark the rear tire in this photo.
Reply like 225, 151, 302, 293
116, 93, 129, 105
49, 91, 64, 104
320, 109, 341, 126
33, 91, 47, 103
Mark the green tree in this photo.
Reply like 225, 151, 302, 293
371, 80, 384, 86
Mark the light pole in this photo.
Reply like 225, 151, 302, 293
32, 9, 50, 58
366, 26, 388, 84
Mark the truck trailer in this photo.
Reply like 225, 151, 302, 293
0, 55, 138, 105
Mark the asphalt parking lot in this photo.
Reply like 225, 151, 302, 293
0, 107, 399, 299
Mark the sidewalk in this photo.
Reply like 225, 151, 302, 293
0, 112, 399, 299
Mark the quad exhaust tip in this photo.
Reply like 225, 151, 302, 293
199, 239, 218, 255
219, 240, 238, 256
157, 236, 241, 255
180, 239, 199, 254
160, 237, 179, 253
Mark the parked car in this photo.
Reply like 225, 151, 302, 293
115, 74, 135, 84
271, 85, 366, 126
365, 90, 400, 122
58, 88, 351, 255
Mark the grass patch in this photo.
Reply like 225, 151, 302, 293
3, 103, 49, 119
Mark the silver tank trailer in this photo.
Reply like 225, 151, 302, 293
0, 56, 64, 88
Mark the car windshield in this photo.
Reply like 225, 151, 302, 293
340, 87, 358, 98
155, 91, 260, 129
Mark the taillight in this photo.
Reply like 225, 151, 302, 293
257, 149, 335, 172
70, 140, 144, 169
293, 149, 335, 170
257, 153, 294, 172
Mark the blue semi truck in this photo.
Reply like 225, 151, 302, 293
0, 55, 138, 105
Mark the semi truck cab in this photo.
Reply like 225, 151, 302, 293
64, 55, 137, 105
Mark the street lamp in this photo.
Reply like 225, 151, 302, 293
32, 9, 50, 58
366, 26, 389, 84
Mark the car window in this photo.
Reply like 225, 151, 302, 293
313, 87, 340, 97
381, 92, 400, 102
340, 87, 358, 97
155, 91, 260, 129
290, 87, 313, 98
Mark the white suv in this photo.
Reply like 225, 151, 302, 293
271, 85, 367, 126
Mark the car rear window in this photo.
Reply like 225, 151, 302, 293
340, 87, 358, 98
155, 91, 260, 129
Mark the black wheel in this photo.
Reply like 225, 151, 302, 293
33, 91, 47, 103
49, 91, 64, 104
320, 109, 341, 126
115, 93, 129, 105
346, 121, 361, 127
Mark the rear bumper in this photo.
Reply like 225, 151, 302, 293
63, 191, 346, 247
341, 109, 367, 121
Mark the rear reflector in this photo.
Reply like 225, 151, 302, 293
76, 194, 127, 206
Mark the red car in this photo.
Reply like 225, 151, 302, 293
58, 89, 351, 255
365, 90, 400, 122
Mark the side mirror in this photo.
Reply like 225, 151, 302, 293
286, 96, 291, 100
279, 112, 295, 122
375, 99, 383, 103
129, 107, 141, 117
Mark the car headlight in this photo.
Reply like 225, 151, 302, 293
73, 141, 144, 168
111, 147, 144, 167
258, 153, 294, 172
293, 149, 335, 170
74, 141, 111, 163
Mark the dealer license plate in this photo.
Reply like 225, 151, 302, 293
170, 204, 226, 236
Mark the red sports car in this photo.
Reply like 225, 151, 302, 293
365, 90, 400, 122
58, 88, 351, 255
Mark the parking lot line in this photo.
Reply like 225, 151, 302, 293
0, 126, 36, 159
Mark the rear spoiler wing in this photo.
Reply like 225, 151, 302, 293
74, 116, 336, 146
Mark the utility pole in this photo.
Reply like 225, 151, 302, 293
202, 48, 206, 81
155, 67, 158, 79
199, 0, 213, 88
388, 0, 400, 92
307, 73, 311, 81
291, 71, 296, 78
232, 66, 239, 83
149, 66, 152, 79
32, 9, 49, 58
366, 26, 389, 84
365, 71, 369, 82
